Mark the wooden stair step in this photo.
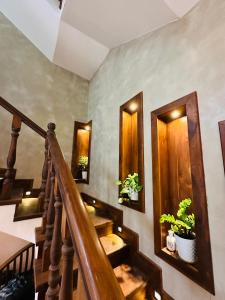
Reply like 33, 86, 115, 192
35, 215, 113, 248
34, 256, 78, 292
0, 188, 23, 206
14, 197, 42, 222
89, 214, 113, 237
114, 264, 147, 300
100, 234, 126, 256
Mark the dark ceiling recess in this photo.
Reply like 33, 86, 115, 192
59, 0, 62, 9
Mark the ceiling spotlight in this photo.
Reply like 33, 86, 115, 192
129, 102, 138, 112
85, 125, 91, 131
171, 110, 181, 119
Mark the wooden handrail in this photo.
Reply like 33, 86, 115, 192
47, 124, 124, 300
0, 96, 46, 138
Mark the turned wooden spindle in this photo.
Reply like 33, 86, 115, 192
42, 166, 56, 272
46, 186, 63, 300
38, 138, 48, 211
1, 115, 22, 199
59, 227, 74, 300
42, 123, 56, 233
41, 155, 52, 234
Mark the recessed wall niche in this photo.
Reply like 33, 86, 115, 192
71, 121, 92, 184
119, 92, 145, 213
151, 92, 214, 294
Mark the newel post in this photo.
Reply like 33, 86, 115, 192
1, 115, 22, 199
42, 123, 56, 272
42, 123, 56, 234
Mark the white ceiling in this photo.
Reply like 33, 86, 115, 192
62, 0, 176, 48
0, 0, 200, 80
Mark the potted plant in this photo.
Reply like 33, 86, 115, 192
116, 173, 143, 202
160, 198, 196, 263
78, 156, 88, 180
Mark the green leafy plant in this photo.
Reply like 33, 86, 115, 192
78, 156, 88, 171
160, 198, 195, 239
116, 173, 143, 201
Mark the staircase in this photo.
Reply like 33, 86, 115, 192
35, 195, 163, 299
0, 97, 173, 300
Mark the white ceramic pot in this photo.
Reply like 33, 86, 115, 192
82, 171, 87, 180
175, 234, 197, 263
129, 190, 138, 201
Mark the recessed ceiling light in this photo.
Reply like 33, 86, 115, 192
85, 125, 91, 131
171, 110, 181, 119
129, 102, 138, 112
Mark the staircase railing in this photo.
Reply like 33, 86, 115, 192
0, 242, 34, 286
0, 97, 124, 299
39, 123, 124, 299
0, 96, 46, 200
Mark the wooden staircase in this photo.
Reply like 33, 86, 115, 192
0, 97, 173, 300
35, 198, 162, 300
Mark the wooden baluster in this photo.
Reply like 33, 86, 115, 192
46, 185, 63, 300
38, 138, 48, 212
1, 115, 21, 199
41, 153, 51, 234
42, 166, 56, 272
59, 225, 74, 300
42, 123, 56, 233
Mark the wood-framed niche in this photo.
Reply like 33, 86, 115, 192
119, 92, 145, 213
71, 121, 92, 184
151, 92, 215, 294
219, 120, 225, 172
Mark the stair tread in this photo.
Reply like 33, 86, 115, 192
34, 256, 78, 292
0, 188, 23, 206
114, 264, 147, 298
14, 197, 42, 221
100, 234, 126, 256
90, 214, 113, 228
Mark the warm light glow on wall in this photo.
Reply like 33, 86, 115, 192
170, 110, 181, 119
129, 102, 138, 112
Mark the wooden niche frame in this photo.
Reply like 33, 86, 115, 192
219, 120, 225, 172
119, 92, 145, 213
151, 92, 215, 294
71, 120, 92, 184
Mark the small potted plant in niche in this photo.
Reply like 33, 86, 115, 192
116, 173, 143, 203
78, 156, 88, 180
160, 198, 196, 263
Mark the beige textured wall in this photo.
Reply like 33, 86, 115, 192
0, 12, 89, 187
82, 0, 225, 299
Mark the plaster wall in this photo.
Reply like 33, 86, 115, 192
0, 12, 89, 187
82, 0, 225, 298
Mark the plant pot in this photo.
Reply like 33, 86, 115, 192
129, 191, 138, 201
82, 171, 87, 180
175, 234, 197, 263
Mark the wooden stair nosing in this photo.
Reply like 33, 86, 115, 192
14, 211, 42, 222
